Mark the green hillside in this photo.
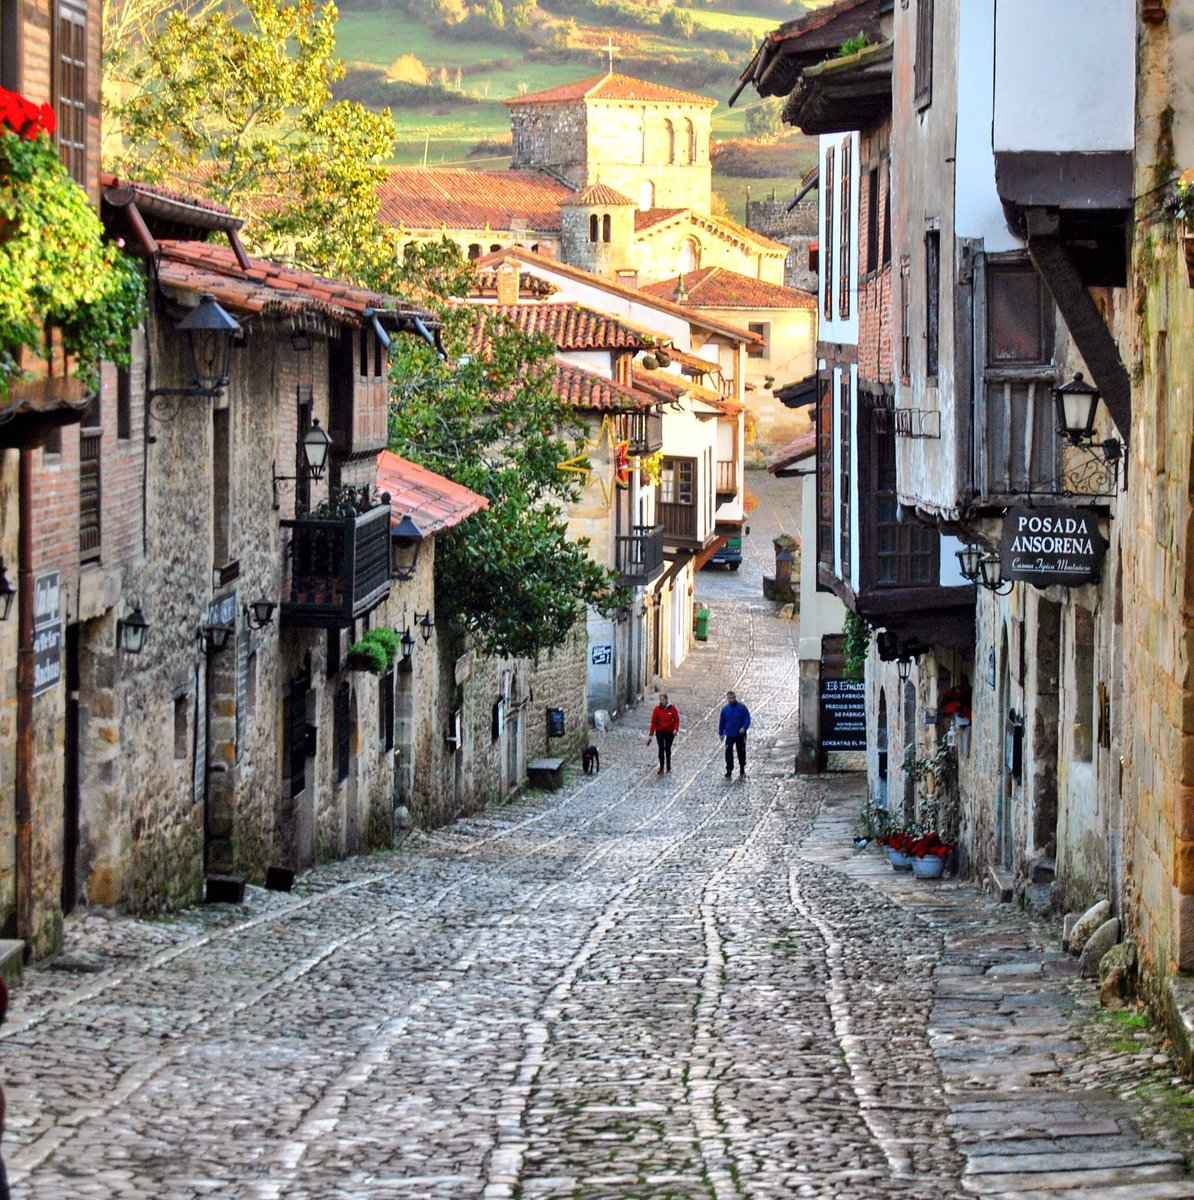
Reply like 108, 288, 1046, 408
333, 0, 822, 217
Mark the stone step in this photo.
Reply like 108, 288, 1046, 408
968, 1162, 1186, 1193
965, 1146, 1185, 1176
977, 1173, 1194, 1198
987, 865, 1014, 902
0, 938, 24, 986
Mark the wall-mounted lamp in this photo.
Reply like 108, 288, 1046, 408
400, 626, 415, 667
200, 620, 235, 653
117, 604, 150, 654
391, 514, 424, 581
976, 552, 1013, 596
0, 558, 15, 622
415, 610, 435, 642
149, 293, 241, 407
955, 544, 983, 583
272, 418, 335, 508
1052, 371, 1121, 465
896, 657, 913, 684
244, 597, 276, 630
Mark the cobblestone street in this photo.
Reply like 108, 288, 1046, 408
2, 476, 1193, 1199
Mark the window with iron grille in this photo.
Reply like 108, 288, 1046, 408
839, 373, 851, 575
838, 138, 852, 320
925, 231, 940, 379
873, 420, 937, 586
817, 381, 833, 567
335, 681, 351, 783
866, 167, 880, 275
914, 0, 934, 110
823, 146, 835, 322
54, 0, 87, 185
117, 365, 132, 440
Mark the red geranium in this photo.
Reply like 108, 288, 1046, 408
0, 86, 55, 140
909, 832, 952, 858
878, 830, 917, 854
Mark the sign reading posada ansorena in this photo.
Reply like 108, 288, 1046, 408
999, 506, 1108, 587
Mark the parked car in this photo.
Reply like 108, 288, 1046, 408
708, 534, 743, 570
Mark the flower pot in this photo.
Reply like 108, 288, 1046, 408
912, 854, 945, 879
887, 847, 914, 871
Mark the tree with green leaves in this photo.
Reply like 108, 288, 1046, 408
388, 243, 626, 661
104, 0, 398, 279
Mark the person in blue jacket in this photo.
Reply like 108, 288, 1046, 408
718, 690, 751, 779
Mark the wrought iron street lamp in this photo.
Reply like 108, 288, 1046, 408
955, 543, 983, 583
897, 657, 913, 684
200, 620, 234, 652
244, 598, 276, 630
977, 552, 1013, 596
117, 605, 150, 654
0, 559, 14, 621
1052, 372, 1100, 444
391, 514, 424, 581
415, 610, 435, 642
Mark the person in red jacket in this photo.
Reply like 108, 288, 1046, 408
647, 693, 681, 773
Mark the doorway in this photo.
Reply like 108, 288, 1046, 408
61, 623, 80, 914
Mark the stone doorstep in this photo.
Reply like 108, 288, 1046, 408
527, 757, 565, 791
1163, 971, 1194, 1077
987, 865, 1014, 903
0, 938, 24, 986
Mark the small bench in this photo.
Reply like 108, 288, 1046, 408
527, 757, 565, 791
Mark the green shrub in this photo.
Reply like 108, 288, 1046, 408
346, 627, 403, 675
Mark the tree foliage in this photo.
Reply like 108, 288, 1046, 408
104, 0, 399, 279
388, 243, 625, 660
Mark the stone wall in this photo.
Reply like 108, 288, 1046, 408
747, 196, 820, 293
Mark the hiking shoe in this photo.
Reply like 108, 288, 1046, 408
657, 767, 664, 775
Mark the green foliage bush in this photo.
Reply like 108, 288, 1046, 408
347, 627, 403, 674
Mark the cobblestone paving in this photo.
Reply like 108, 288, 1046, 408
2, 474, 1192, 1198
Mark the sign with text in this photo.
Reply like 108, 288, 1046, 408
32, 571, 62, 698
999, 506, 1108, 587
819, 677, 866, 752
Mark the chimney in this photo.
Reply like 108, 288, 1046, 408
496, 262, 520, 306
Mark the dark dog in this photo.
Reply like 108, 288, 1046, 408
582, 745, 600, 774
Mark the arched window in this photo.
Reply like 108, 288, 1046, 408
602, 213, 611, 243
665, 119, 676, 164
490, 243, 501, 253
640, 180, 655, 210
684, 119, 696, 165
467, 243, 481, 260
679, 238, 700, 273
589, 214, 599, 243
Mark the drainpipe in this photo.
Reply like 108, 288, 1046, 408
15, 445, 34, 952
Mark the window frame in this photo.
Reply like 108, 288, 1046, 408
925, 230, 940, 381
914, 0, 934, 111
54, 0, 87, 184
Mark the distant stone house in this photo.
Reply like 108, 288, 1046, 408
379, 73, 790, 290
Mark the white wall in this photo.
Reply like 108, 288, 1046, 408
818, 132, 861, 350
993, 0, 1135, 153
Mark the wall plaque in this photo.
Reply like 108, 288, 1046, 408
32, 571, 62, 698
1000, 506, 1107, 587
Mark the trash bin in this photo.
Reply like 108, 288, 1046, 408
695, 606, 711, 641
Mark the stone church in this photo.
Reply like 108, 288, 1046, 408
378, 72, 790, 289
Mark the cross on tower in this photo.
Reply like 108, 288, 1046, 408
603, 35, 620, 74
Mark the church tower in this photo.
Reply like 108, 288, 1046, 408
559, 184, 637, 279
505, 73, 715, 215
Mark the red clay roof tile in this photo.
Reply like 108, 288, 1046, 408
640, 267, 817, 310
506, 73, 717, 108
377, 168, 571, 233
376, 451, 488, 536
473, 303, 662, 351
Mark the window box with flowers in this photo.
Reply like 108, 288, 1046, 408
0, 87, 144, 404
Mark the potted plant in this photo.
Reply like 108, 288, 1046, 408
1162, 173, 1194, 283
878, 828, 917, 871
1, 86, 143, 402
907, 830, 954, 879
345, 627, 401, 675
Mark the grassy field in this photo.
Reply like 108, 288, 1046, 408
334, 2, 806, 217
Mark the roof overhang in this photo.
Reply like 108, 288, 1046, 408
783, 42, 893, 134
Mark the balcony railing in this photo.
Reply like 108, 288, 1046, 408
620, 410, 663, 455
716, 459, 736, 495
659, 502, 697, 541
280, 502, 392, 628
615, 524, 664, 582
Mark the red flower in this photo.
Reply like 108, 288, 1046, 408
0, 85, 55, 139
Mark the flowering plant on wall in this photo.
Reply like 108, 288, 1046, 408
1162, 177, 1194, 226
0, 87, 143, 402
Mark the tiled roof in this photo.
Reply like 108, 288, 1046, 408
554, 362, 657, 412
474, 303, 662, 351
506, 73, 717, 109
633, 367, 743, 414
471, 247, 762, 345
768, 430, 817, 474
377, 168, 571, 233
376, 451, 487, 536
635, 208, 687, 232
564, 183, 636, 207
100, 173, 238, 219
641, 267, 817, 311
155, 241, 437, 329
472, 268, 559, 299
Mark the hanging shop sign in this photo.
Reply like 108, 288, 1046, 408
32, 570, 62, 697
999, 506, 1107, 587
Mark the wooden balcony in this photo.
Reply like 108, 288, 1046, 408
280, 502, 392, 629
659, 502, 696, 541
620, 410, 663, 455
615, 524, 664, 582
716, 459, 736, 496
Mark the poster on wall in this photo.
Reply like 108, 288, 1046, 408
819, 677, 866, 752
32, 571, 62, 698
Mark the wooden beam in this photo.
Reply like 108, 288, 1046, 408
1026, 231, 1131, 445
